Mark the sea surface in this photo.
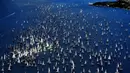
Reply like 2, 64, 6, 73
0, 0, 130, 73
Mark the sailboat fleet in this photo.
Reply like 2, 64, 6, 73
0, 1, 130, 73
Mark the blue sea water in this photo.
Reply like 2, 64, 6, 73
0, 0, 130, 73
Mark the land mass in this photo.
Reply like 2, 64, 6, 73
91, 1, 130, 10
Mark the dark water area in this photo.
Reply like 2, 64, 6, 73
0, 0, 130, 73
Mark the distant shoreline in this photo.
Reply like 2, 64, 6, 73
90, 1, 130, 10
